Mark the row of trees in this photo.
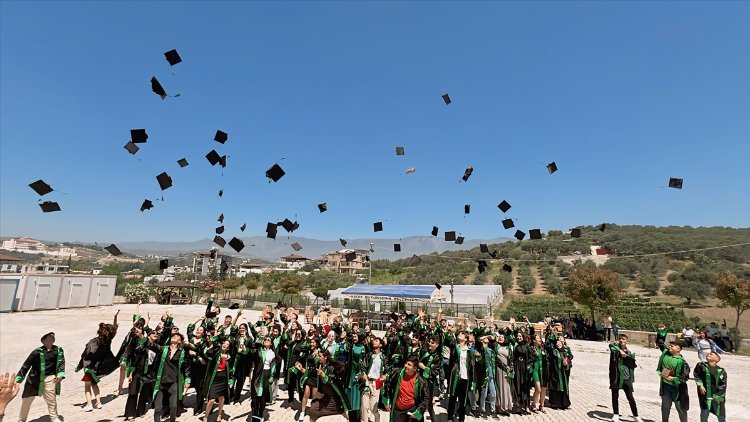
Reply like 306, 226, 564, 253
565, 266, 750, 329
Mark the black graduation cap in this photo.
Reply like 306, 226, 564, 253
434, 282, 442, 290
156, 172, 172, 190
177, 158, 189, 168
339, 238, 347, 247
442, 93, 451, 105
29, 180, 53, 196
206, 150, 221, 166
394, 243, 401, 252
431, 226, 439, 236
213, 235, 226, 247
228, 303, 239, 310
218, 213, 224, 223
497, 200, 511, 213
464, 204, 470, 214
266, 223, 277, 239
39, 201, 61, 213
318, 202, 328, 213
409, 254, 422, 266
291, 242, 302, 251
105, 244, 122, 256
477, 260, 488, 273
159, 259, 169, 270
502, 218, 515, 229
461, 166, 473, 182
455, 236, 465, 245
344, 251, 356, 261
266, 163, 285, 182
219, 155, 227, 168
570, 228, 581, 238
130, 129, 148, 143
216, 226, 224, 234
280, 219, 295, 233
490, 250, 499, 259
599, 223, 606, 232
529, 229, 542, 240
140, 199, 153, 212
124, 142, 140, 155
240, 223, 246, 232
480, 244, 489, 253
218, 189, 223, 197
214, 130, 228, 144
209, 249, 217, 259
164, 49, 182, 66
228, 237, 245, 253
373, 222, 383, 232
364, 255, 370, 262
395, 146, 405, 155
151, 76, 167, 99
444, 231, 456, 242
668, 177, 683, 189
502, 264, 512, 272
514, 230, 525, 241
220, 260, 229, 272
547, 162, 558, 174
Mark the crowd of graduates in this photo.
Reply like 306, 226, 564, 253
5, 299, 729, 422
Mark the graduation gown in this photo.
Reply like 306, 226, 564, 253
76, 337, 119, 384
16, 345, 65, 398
147, 343, 192, 400
382, 369, 428, 421
608, 344, 636, 389
510, 342, 532, 410
657, 350, 691, 412
547, 348, 571, 409
694, 362, 727, 418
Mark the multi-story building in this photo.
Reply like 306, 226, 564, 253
236, 263, 264, 277
318, 249, 370, 275
277, 254, 310, 271
0, 238, 77, 257
1, 237, 47, 254
192, 249, 233, 278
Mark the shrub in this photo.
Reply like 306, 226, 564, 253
518, 276, 536, 294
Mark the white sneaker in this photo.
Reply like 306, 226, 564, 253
82, 405, 93, 412
610, 415, 619, 422
95, 403, 104, 409
634, 417, 643, 422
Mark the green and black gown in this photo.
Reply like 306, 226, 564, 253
231, 335, 253, 403
201, 345, 233, 402
16, 345, 65, 398
547, 346, 571, 409
124, 337, 156, 418
309, 360, 351, 421
694, 362, 728, 420
146, 342, 192, 422
510, 341, 532, 413
76, 336, 119, 384
250, 344, 279, 422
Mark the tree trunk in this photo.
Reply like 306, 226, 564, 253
736, 309, 743, 329
590, 306, 595, 325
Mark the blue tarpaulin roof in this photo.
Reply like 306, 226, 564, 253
341, 284, 438, 302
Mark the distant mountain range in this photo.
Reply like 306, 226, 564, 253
114, 236, 511, 261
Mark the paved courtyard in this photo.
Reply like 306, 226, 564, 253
1, 304, 749, 422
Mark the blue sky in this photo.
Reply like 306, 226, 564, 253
1, 1, 748, 243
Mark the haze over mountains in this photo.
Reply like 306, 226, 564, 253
115, 236, 511, 261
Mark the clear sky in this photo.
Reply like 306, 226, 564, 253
1, 1, 748, 243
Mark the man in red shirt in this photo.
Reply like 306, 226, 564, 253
383, 356, 428, 422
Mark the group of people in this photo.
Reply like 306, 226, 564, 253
1, 300, 733, 422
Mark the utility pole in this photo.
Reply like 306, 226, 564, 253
368, 242, 374, 282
